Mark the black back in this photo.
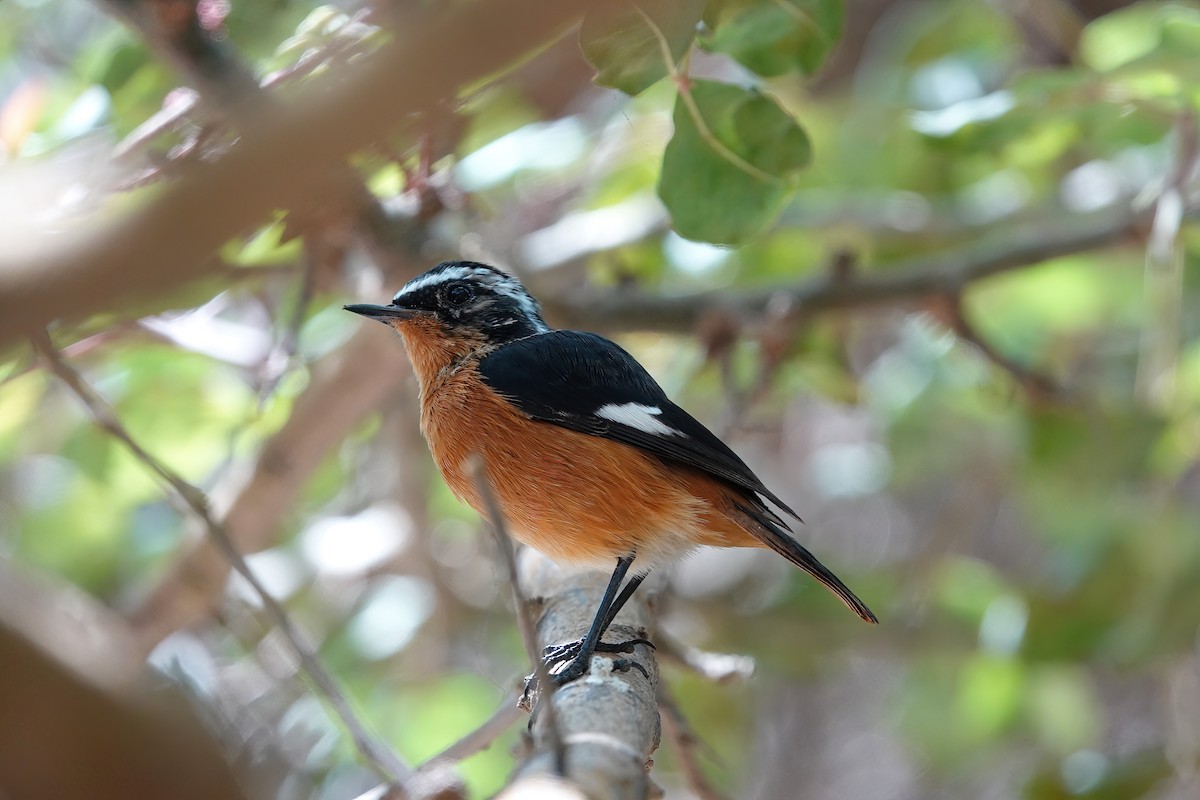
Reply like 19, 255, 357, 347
478, 330, 800, 522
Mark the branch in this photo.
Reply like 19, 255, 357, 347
344, 699, 525, 800
96, 0, 260, 107
31, 332, 412, 789
934, 293, 1061, 403
541, 207, 1145, 334
655, 632, 755, 685
0, 0, 601, 349
81, 0, 446, 656
420, 698, 523, 766
1137, 110, 1196, 409
500, 553, 661, 800
0, 561, 251, 800
467, 455, 566, 773
129, 324, 409, 650
657, 684, 725, 800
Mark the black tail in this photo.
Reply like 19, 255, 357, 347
735, 502, 878, 624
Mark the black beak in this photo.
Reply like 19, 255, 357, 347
343, 303, 420, 323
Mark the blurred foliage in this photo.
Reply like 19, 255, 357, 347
3, 0, 1200, 798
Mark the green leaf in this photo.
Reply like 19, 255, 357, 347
1028, 667, 1100, 752
957, 655, 1023, 737
702, 0, 842, 77
580, 0, 705, 96
1080, 2, 1200, 72
658, 80, 810, 244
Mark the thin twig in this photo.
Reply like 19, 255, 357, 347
418, 696, 523, 767
466, 454, 567, 776
768, 0, 831, 41
655, 631, 755, 684
112, 87, 200, 165
1136, 110, 1196, 410
658, 683, 725, 800
254, 240, 319, 411
30, 332, 413, 790
939, 293, 1060, 403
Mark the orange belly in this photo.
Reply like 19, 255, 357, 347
420, 364, 760, 568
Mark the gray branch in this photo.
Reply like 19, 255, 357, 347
542, 207, 1145, 334
501, 553, 661, 800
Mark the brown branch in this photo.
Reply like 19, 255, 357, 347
129, 323, 410, 650
542, 207, 1146, 334
0, 0, 602, 350
0, 560, 251, 800
935, 293, 1061, 403
657, 684, 725, 800
655, 632, 755, 685
420, 698, 523, 767
467, 455, 566, 774
84, 0, 446, 656
95, 0, 260, 108
347, 698, 525, 800
31, 332, 412, 790
500, 553, 661, 799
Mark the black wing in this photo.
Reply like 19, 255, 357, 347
481, 331, 879, 624
478, 330, 800, 522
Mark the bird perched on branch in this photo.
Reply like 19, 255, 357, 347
346, 261, 876, 685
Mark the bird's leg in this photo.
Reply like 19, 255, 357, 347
541, 572, 653, 666
536, 556, 653, 688
539, 555, 632, 672
599, 572, 647, 634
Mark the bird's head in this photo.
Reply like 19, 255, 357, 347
345, 261, 548, 381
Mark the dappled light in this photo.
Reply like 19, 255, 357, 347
2, 0, 1200, 798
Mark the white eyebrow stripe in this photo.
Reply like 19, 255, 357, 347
497, 284, 550, 332
595, 402, 682, 436
394, 264, 551, 332
392, 266, 476, 301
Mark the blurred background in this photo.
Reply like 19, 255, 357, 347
2, 0, 1199, 798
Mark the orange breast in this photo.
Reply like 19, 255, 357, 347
420, 361, 760, 568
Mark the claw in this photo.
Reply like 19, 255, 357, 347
595, 637, 654, 653
542, 642, 581, 667
524, 635, 655, 701
541, 636, 653, 668
609, 658, 650, 681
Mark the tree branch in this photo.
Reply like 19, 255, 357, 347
542, 207, 1145, 334
32, 332, 412, 789
420, 698, 523, 767
0, 560, 251, 800
500, 553, 661, 800
656, 632, 755, 685
468, 455, 567, 774
657, 684, 725, 800
933, 293, 1061, 402
129, 324, 410, 650
0, 0, 601, 349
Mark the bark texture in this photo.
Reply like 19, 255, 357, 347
502, 553, 662, 800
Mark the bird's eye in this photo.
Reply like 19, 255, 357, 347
446, 284, 473, 306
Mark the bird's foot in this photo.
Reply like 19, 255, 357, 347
519, 635, 654, 709
541, 636, 654, 669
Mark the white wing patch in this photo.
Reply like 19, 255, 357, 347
595, 402, 682, 436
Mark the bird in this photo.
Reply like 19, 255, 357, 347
345, 260, 876, 685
